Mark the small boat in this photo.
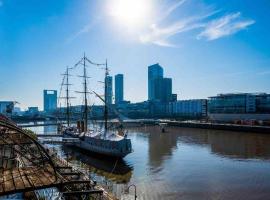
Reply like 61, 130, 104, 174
60, 55, 132, 158
159, 122, 167, 133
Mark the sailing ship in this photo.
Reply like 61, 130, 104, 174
60, 54, 132, 158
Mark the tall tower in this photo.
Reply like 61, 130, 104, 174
43, 90, 57, 112
115, 74, 124, 104
105, 76, 113, 105
148, 63, 163, 101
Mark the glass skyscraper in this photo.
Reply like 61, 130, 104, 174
43, 90, 57, 112
148, 63, 163, 101
115, 74, 124, 104
154, 78, 172, 102
105, 76, 113, 105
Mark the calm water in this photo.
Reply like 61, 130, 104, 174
28, 123, 270, 200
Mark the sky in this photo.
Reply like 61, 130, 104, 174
0, 0, 270, 110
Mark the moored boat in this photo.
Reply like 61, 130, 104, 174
60, 55, 133, 158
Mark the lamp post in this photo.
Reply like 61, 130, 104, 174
125, 184, 137, 200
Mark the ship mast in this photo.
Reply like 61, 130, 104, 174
66, 67, 70, 126
104, 59, 108, 133
73, 54, 107, 133
83, 53, 88, 132
60, 66, 74, 127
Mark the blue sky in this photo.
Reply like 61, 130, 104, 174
0, 0, 270, 109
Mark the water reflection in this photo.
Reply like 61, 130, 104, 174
62, 146, 133, 183
25, 122, 270, 200
170, 127, 270, 159
129, 126, 270, 160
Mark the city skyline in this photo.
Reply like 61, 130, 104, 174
1, 0, 270, 109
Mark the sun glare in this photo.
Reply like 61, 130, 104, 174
108, 0, 152, 28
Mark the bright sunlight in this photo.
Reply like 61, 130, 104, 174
108, 0, 153, 28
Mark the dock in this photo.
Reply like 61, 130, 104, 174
0, 116, 117, 199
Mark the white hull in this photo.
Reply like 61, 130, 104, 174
63, 131, 132, 158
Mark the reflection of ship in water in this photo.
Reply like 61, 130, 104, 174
62, 146, 133, 183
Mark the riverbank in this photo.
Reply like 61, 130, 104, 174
165, 121, 270, 133
121, 119, 270, 133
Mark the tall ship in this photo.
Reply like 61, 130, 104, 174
60, 54, 132, 158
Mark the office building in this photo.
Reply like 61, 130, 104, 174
208, 93, 270, 122
148, 63, 164, 100
169, 99, 207, 117
153, 78, 172, 102
105, 76, 113, 105
115, 74, 124, 104
43, 90, 57, 112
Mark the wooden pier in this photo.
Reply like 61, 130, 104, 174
0, 115, 116, 199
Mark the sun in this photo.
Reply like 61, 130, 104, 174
108, 0, 152, 28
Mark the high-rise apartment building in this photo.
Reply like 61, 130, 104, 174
43, 90, 57, 112
154, 78, 172, 102
105, 76, 113, 105
115, 74, 124, 104
148, 63, 163, 101
148, 63, 173, 102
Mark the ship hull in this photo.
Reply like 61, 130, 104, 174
63, 132, 132, 158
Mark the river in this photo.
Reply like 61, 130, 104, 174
26, 123, 270, 200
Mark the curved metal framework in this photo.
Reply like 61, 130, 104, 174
0, 115, 104, 199
0, 115, 58, 196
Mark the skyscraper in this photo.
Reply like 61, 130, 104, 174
148, 63, 164, 100
154, 78, 172, 102
115, 74, 124, 104
43, 90, 57, 112
105, 76, 113, 105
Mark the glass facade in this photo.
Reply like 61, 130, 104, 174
153, 78, 172, 102
148, 64, 163, 101
105, 76, 113, 105
208, 93, 270, 114
115, 74, 124, 104
43, 90, 57, 112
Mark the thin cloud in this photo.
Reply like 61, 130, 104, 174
66, 23, 94, 44
139, 10, 218, 47
140, 20, 204, 47
197, 12, 255, 40
158, 0, 187, 22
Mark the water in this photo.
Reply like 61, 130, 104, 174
27, 123, 270, 200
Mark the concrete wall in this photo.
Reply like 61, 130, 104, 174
208, 113, 270, 122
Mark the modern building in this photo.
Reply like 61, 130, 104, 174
153, 78, 172, 103
105, 76, 113, 105
169, 99, 207, 117
208, 93, 270, 122
148, 63, 163, 101
0, 101, 14, 114
148, 63, 174, 103
115, 74, 124, 104
43, 90, 57, 112
117, 101, 150, 118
